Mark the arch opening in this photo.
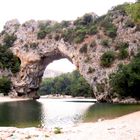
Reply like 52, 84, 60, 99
38, 58, 94, 98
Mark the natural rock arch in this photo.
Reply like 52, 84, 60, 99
1, 8, 140, 102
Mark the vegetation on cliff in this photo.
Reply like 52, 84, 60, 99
0, 76, 11, 95
0, 45, 20, 73
110, 52, 140, 99
38, 70, 93, 97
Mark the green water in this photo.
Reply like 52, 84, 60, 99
0, 99, 140, 128
0, 100, 42, 127
83, 103, 140, 122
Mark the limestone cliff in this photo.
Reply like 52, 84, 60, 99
0, 3, 140, 102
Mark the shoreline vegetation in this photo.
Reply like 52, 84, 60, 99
0, 110, 139, 139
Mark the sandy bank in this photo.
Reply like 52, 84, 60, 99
0, 111, 140, 140
0, 96, 31, 103
50, 111, 140, 140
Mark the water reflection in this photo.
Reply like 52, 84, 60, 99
38, 98, 94, 128
0, 100, 42, 127
83, 103, 140, 122
0, 99, 140, 128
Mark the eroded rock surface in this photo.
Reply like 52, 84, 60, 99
0, 10, 140, 102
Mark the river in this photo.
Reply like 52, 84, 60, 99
0, 97, 140, 128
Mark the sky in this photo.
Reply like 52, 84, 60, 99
0, 0, 135, 31
0, 0, 136, 72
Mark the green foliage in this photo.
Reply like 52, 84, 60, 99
88, 25, 98, 35
96, 83, 105, 93
74, 13, 94, 26
3, 34, 17, 47
38, 70, 93, 98
99, 16, 117, 38
118, 49, 128, 60
115, 42, 129, 50
101, 39, 109, 47
125, 2, 140, 24
79, 44, 88, 53
0, 45, 20, 73
87, 67, 95, 73
37, 30, 46, 39
110, 52, 140, 99
100, 51, 115, 67
111, 3, 129, 15
0, 76, 11, 95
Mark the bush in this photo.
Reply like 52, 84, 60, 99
87, 67, 95, 73
88, 25, 98, 35
79, 44, 88, 53
118, 49, 128, 60
101, 39, 109, 47
3, 34, 17, 47
125, 2, 140, 24
99, 17, 117, 38
0, 45, 20, 73
115, 42, 129, 50
106, 26, 117, 38
110, 52, 140, 99
100, 51, 115, 67
0, 77, 11, 95
74, 13, 93, 26
37, 30, 46, 39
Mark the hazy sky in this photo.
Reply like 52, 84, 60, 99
0, 0, 135, 31
0, 0, 136, 72
46, 59, 76, 72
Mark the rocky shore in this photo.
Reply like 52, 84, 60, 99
0, 111, 140, 140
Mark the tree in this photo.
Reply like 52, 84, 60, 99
110, 52, 140, 99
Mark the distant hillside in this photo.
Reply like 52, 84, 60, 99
43, 69, 63, 78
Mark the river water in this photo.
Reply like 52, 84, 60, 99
0, 97, 140, 128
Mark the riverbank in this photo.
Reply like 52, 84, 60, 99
0, 96, 31, 103
0, 111, 140, 140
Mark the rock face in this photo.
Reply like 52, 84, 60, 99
0, 10, 140, 102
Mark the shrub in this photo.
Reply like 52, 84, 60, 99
74, 27, 87, 43
111, 3, 129, 15
99, 17, 117, 38
115, 42, 129, 50
87, 67, 95, 73
110, 52, 140, 99
3, 34, 17, 47
106, 26, 117, 38
118, 49, 128, 60
0, 76, 11, 95
62, 29, 74, 42
30, 42, 38, 48
0, 45, 20, 73
101, 39, 109, 47
88, 25, 98, 35
125, 2, 140, 24
37, 30, 46, 39
100, 51, 115, 67
79, 44, 88, 53
74, 35, 85, 44
74, 13, 93, 26
60, 20, 70, 28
